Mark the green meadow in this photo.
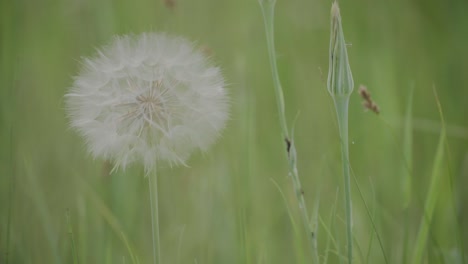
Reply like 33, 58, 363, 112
1, 0, 468, 263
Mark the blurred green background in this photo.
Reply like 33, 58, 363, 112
1, 0, 468, 263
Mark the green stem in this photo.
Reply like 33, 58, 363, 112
259, 0, 317, 261
149, 170, 161, 264
66, 209, 79, 264
333, 95, 353, 264
6, 125, 15, 264
259, 0, 288, 138
289, 153, 317, 262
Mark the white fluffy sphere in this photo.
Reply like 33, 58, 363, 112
66, 33, 229, 172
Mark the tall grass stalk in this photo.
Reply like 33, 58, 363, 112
80, 178, 140, 264
6, 126, 15, 264
6, 88, 16, 264
24, 160, 62, 263
402, 87, 414, 210
149, 172, 161, 264
321, 188, 341, 264
258, 0, 317, 261
350, 168, 388, 263
433, 88, 466, 263
402, 87, 414, 263
409, 115, 445, 264
66, 209, 79, 264
365, 178, 376, 264
327, 2, 354, 263
270, 178, 305, 262
410, 88, 448, 264
2, 1, 18, 262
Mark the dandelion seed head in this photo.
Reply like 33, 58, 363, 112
66, 33, 229, 172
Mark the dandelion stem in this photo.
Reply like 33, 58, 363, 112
149, 170, 161, 264
333, 95, 353, 263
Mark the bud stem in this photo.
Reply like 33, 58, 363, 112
327, 2, 354, 262
333, 95, 353, 264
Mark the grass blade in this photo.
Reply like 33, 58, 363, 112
66, 209, 79, 264
410, 95, 446, 264
402, 86, 414, 210
350, 168, 389, 264
81, 179, 140, 264
402, 86, 414, 264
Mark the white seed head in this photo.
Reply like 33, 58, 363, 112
66, 33, 229, 172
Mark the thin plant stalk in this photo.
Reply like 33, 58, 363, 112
4, 4, 18, 260
149, 170, 161, 264
23, 161, 62, 263
258, 0, 317, 261
66, 209, 79, 264
402, 86, 414, 264
259, 0, 288, 136
80, 179, 140, 264
327, 2, 355, 263
433, 87, 466, 264
6, 125, 15, 264
410, 89, 447, 264
350, 166, 389, 263
410, 121, 445, 264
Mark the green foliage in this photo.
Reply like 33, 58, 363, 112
1, 0, 468, 263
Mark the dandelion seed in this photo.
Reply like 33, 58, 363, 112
65, 33, 229, 173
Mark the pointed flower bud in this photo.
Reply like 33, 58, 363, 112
327, 2, 354, 97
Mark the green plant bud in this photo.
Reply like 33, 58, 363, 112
327, 2, 354, 97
